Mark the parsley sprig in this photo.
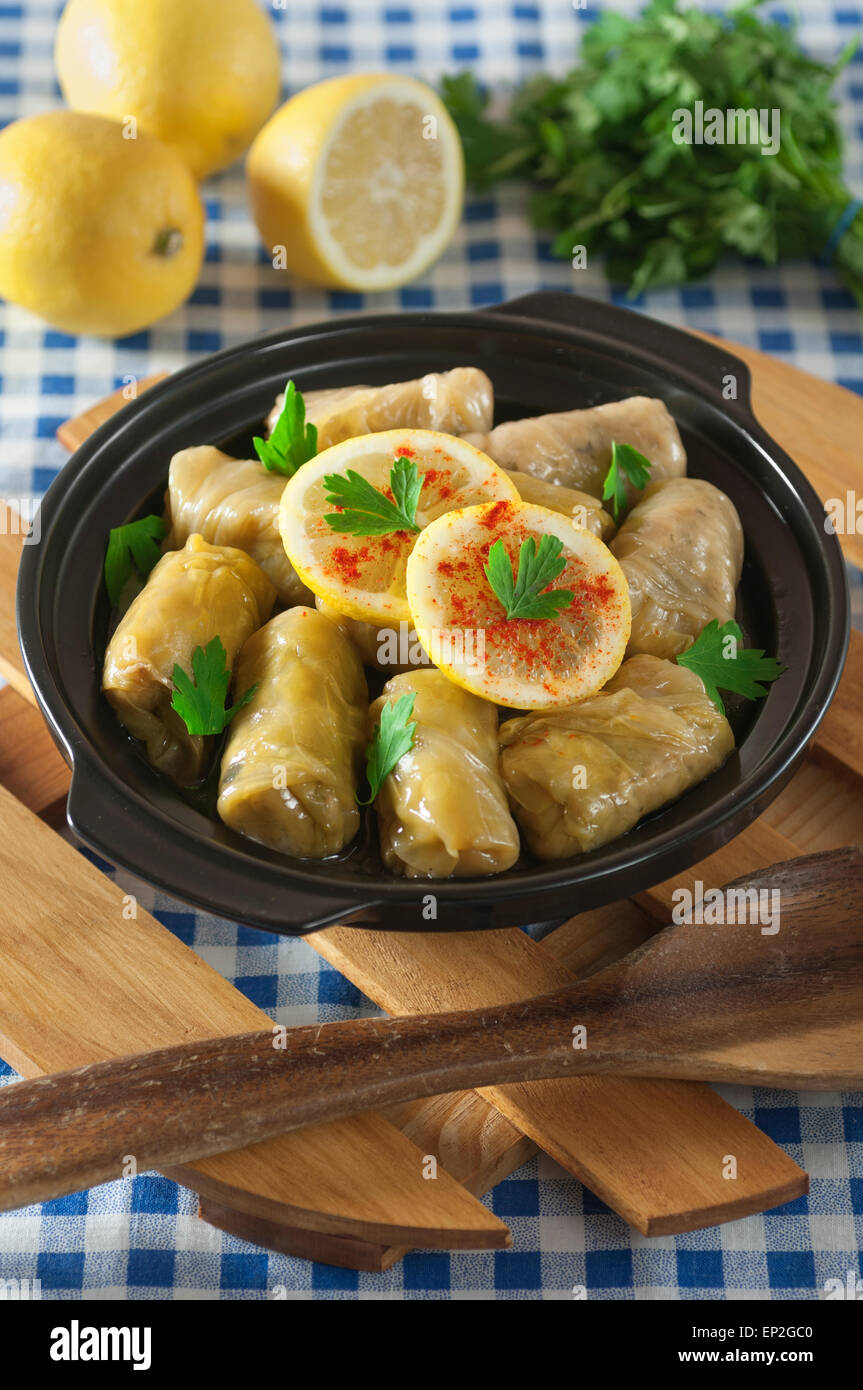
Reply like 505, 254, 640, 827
359, 692, 417, 804
484, 535, 574, 621
677, 619, 786, 715
170, 637, 257, 737
104, 514, 166, 606
602, 442, 653, 523
253, 380, 317, 477
324, 456, 423, 536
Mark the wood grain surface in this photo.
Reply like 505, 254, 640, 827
0, 505, 28, 701
0, 775, 509, 1249
0, 849, 858, 1214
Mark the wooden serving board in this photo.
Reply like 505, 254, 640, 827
0, 333, 858, 1271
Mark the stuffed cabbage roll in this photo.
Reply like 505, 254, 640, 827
266, 367, 494, 446
499, 655, 733, 859
217, 606, 368, 858
103, 533, 275, 784
611, 478, 743, 659
370, 670, 520, 878
314, 596, 430, 674
503, 469, 614, 540
164, 445, 313, 607
465, 396, 686, 500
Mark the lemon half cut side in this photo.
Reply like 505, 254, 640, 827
247, 74, 465, 291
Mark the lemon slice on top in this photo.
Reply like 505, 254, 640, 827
405, 500, 631, 709
278, 429, 518, 626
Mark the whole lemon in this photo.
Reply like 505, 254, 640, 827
0, 111, 204, 337
55, 0, 281, 181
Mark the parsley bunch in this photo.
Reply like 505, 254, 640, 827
442, 0, 863, 301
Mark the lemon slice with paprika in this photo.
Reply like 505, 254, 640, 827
278, 429, 518, 626
405, 499, 631, 709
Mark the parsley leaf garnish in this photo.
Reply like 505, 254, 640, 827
359, 691, 417, 804
484, 535, 574, 620
602, 441, 653, 523
324, 456, 423, 536
104, 514, 166, 606
677, 619, 786, 715
170, 637, 258, 737
253, 380, 317, 477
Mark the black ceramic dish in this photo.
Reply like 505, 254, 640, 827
17, 292, 849, 934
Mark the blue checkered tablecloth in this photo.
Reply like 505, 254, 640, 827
0, 0, 861, 1302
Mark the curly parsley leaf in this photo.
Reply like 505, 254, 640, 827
253, 380, 318, 477
170, 637, 257, 737
484, 534, 574, 621
104, 514, 166, 606
677, 619, 786, 715
602, 441, 653, 523
359, 691, 417, 804
324, 456, 423, 536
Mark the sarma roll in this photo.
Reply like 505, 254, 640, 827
503, 469, 614, 540
217, 606, 368, 858
370, 669, 520, 878
266, 367, 494, 446
611, 478, 744, 659
465, 396, 686, 500
102, 533, 275, 784
499, 655, 734, 859
164, 445, 313, 606
314, 595, 430, 674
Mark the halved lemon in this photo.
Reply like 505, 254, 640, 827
246, 74, 464, 291
278, 429, 518, 625
405, 500, 631, 709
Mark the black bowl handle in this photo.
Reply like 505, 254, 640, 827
65, 762, 381, 936
483, 290, 755, 415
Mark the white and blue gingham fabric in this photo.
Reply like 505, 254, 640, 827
0, 0, 861, 1301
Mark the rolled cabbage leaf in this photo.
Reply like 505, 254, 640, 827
499, 655, 733, 859
266, 367, 494, 446
465, 396, 686, 500
370, 669, 520, 878
102, 533, 275, 784
611, 478, 744, 659
217, 606, 368, 858
164, 445, 313, 606
314, 595, 430, 674
503, 469, 614, 539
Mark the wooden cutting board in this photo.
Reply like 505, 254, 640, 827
0, 331, 858, 1270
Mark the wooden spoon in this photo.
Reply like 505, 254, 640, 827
1, 848, 861, 1212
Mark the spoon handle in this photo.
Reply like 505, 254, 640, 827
0, 991, 607, 1212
